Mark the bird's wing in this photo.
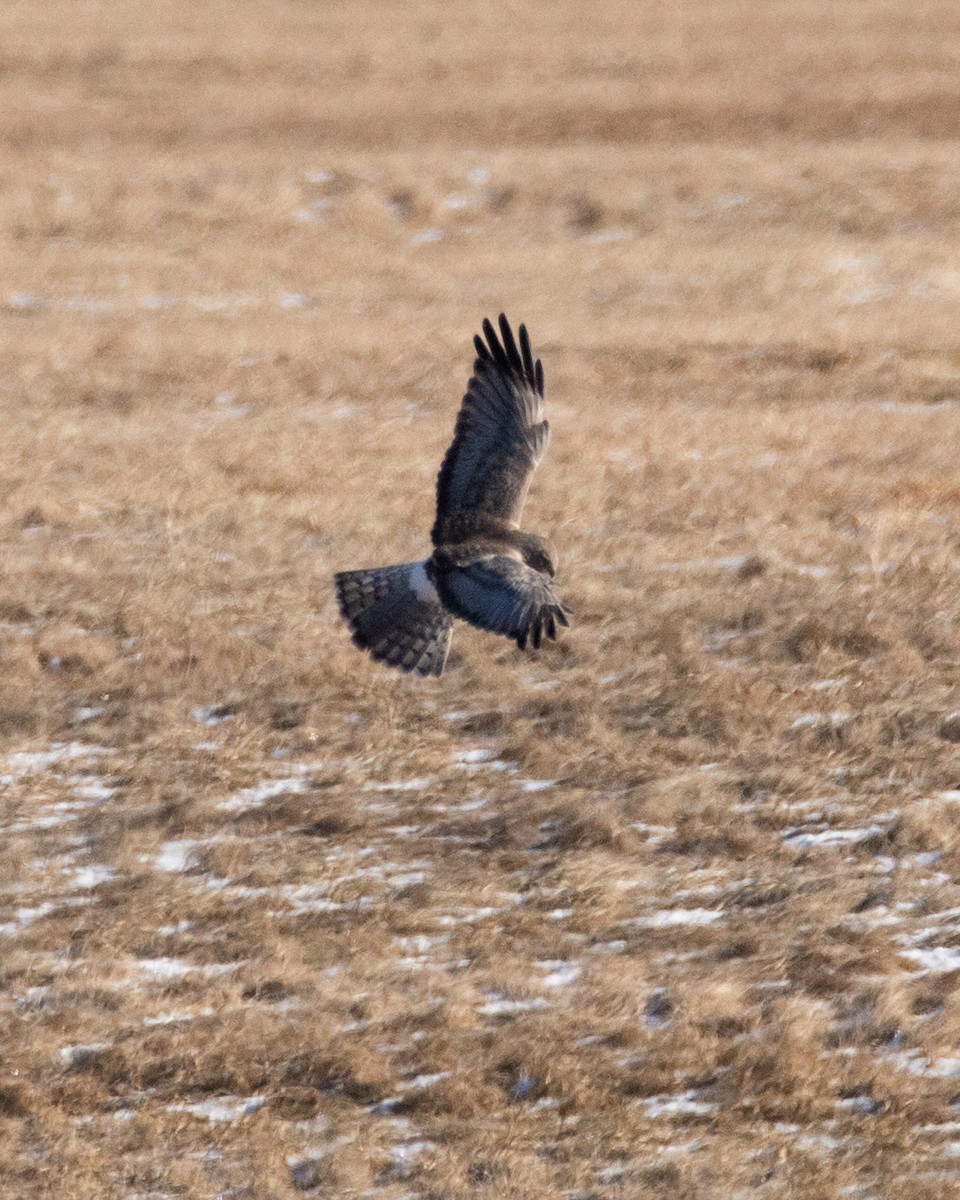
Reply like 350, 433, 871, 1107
433, 555, 570, 651
432, 314, 548, 545
334, 562, 454, 676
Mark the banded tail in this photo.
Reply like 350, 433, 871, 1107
333, 561, 453, 677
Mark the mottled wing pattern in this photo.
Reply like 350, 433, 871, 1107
334, 563, 453, 677
433, 555, 570, 651
432, 314, 548, 544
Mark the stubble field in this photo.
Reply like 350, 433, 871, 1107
4, 2, 960, 1197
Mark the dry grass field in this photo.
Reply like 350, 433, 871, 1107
4, 1, 960, 1196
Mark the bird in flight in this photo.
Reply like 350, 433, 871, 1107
334, 314, 570, 676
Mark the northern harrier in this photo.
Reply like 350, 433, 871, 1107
334, 314, 569, 676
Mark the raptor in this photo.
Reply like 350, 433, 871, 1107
334, 314, 569, 676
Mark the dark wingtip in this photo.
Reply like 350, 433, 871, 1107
518, 322, 535, 382
482, 315, 512, 376
498, 313, 521, 369
476, 314, 542, 393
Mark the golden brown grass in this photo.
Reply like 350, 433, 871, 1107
3, 1, 960, 1197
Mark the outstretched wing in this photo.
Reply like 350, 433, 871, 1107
334, 562, 453, 676
432, 314, 547, 545
433, 555, 569, 651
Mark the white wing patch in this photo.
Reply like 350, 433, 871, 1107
407, 561, 440, 604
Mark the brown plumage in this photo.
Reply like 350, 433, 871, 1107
333, 314, 570, 676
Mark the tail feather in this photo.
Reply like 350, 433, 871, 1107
333, 562, 453, 677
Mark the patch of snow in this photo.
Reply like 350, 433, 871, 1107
639, 1090, 717, 1118
436, 895, 520, 926
364, 778, 433, 793
629, 823, 674, 844
369, 1073, 451, 1117
0, 903, 57, 937
71, 705, 107, 723
591, 939, 627, 954
596, 1165, 628, 1182
535, 960, 581, 988
884, 1050, 960, 1077
157, 919, 193, 936
478, 992, 550, 1017
1, 742, 108, 783
66, 864, 116, 889
452, 748, 493, 764
656, 555, 758, 574
272, 887, 375, 916
401, 1071, 450, 1091
8, 292, 43, 309
3, 813, 62, 834
781, 824, 885, 850
134, 959, 193, 981
220, 775, 313, 811
386, 871, 426, 889
794, 1132, 843, 1154
150, 840, 207, 873
71, 780, 115, 802
631, 908, 724, 928
133, 958, 242, 981
168, 1096, 264, 1121
789, 711, 851, 730
430, 795, 488, 813
59, 1042, 110, 1066
453, 749, 515, 773
389, 1137, 438, 1165
752, 981, 792, 997
656, 1139, 704, 1156
836, 1096, 881, 1115
143, 1009, 214, 1026
191, 704, 235, 726
899, 946, 960, 974
875, 398, 954, 412
589, 228, 633, 243
15, 989, 66, 1018
394, 934, 449, 954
